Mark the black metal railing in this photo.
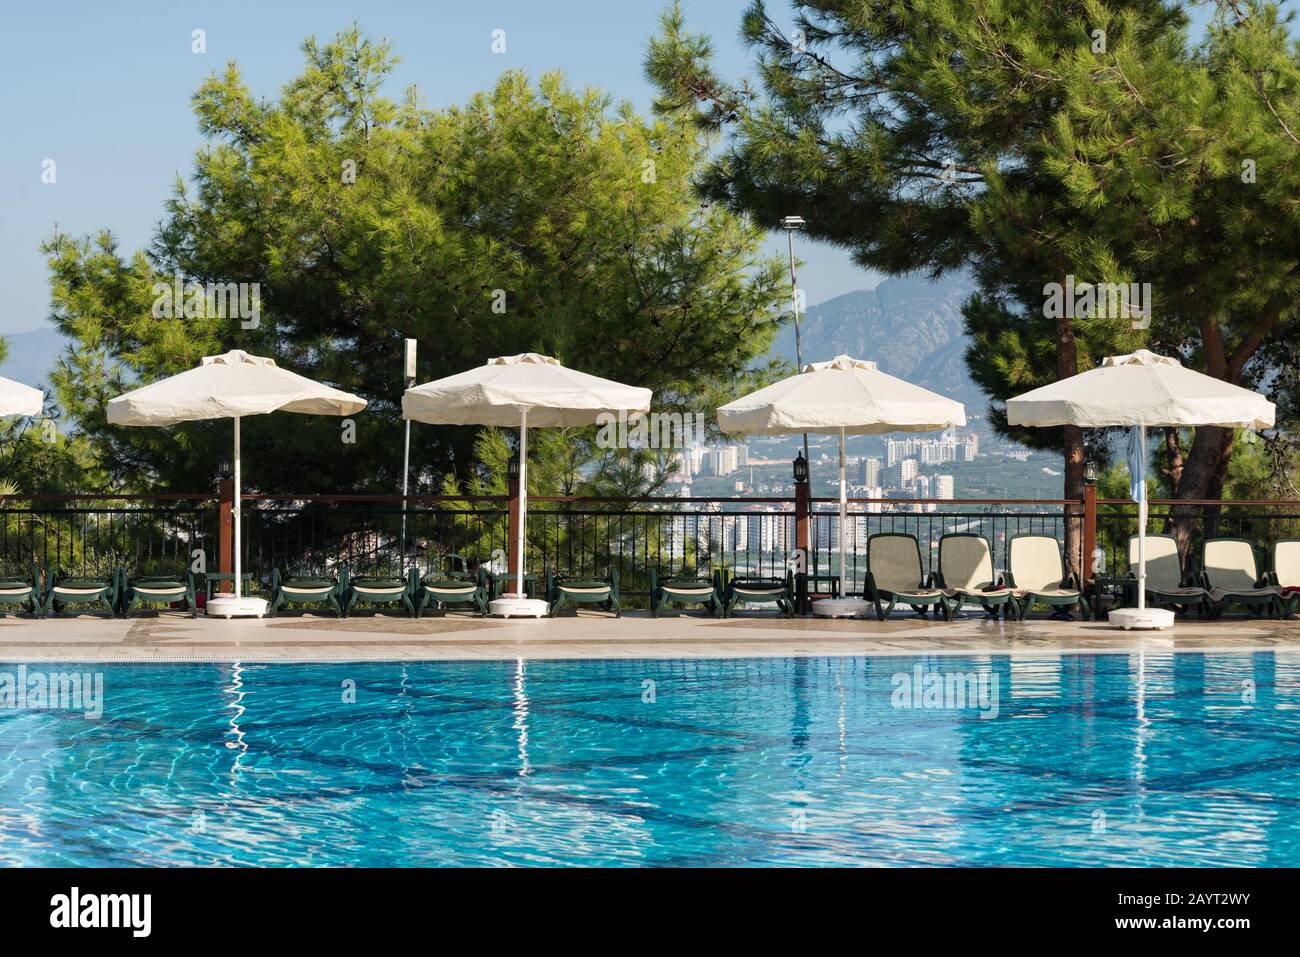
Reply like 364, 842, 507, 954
6, 492, 1294, 607
0, 494, 216, 580
241, 495, 509, 581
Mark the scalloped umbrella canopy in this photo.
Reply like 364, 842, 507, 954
107, 350, 366, 425
402, 353, 652, 427
1005, 349, 1274, 429
717, 355, 966, 435
0, 376, 43, 418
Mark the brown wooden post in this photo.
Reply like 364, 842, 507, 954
506, 477, 521, 598
794, 481, 810, 613
1083, 480, 1098, 615
217, 477, 234, 593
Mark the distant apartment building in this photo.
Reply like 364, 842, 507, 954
889, 458, 919, 487
888, 433, 980, 467
935, 474, 955, 499
858, 456, 882, 487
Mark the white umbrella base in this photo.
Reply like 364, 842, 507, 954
207, 596, 269, 619
489, 596, 549, 619
813, 597, 872, 618
1108, 607, 1175, 630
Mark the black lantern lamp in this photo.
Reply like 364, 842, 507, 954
507, 451, 521, 483
218, 456, 233, 481
1085, 461, 1098, 484
793, 451, 809, 485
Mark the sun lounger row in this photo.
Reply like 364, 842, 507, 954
1126, 535, 1296, 618
0, 567, 199, 619
8, 534, 1295, 621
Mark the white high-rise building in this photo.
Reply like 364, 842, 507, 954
936, 474, 955, 499
889, 458, 919, 487
858, 456, 882, 486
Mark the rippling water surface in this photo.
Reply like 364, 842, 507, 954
1, 653, 1297, 866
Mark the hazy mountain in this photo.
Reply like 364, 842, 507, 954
772, 272, 988, 413
0, 326, 66, 390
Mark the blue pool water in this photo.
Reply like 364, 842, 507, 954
1, 653, 1298, 867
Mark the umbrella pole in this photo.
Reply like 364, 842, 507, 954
838, 426, 847, 598
1137, 424, 1146, 611
233, 414, 242, 600
516, 409, 528, 598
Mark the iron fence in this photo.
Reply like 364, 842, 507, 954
5, 492, 1295, 606
0, 495, 216, 580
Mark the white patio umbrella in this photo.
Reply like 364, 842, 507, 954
0, 377, 43, 418
403, 353, 652, 618
108, 350, 367, 618
1006, 349, 1274, 629
718, 355, 966, 617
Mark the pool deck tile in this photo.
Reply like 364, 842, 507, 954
0, 610, 1297, 661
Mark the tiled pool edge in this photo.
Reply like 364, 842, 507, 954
1, 610, 1298, 662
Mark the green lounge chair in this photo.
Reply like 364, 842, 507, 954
1267, 539, 1300, 618
1201, 538, 1283, 618
1006, 534, 1089, 620
0, 564, 43, 618
1125, 534, 1210, 617
722, 570, 794, 618
122, 568, 198, 618
417, 565, 489, 617
933, 533, 1016, 619
44, 569, 121, 618
547, 568, 621, 617
649, 569, 720, 617
270, 567, 345, 617
864, 533, 949, 620
343, 567, 417, 617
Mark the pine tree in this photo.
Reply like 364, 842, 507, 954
44, 26, 789, 495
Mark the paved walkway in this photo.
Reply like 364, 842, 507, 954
1, 610, 1298, 661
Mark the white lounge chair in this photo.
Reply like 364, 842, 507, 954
1269, 539, 1300, 618
933, 533, 1016, 619
864, 533, 948, 620
1126, 534, 1210, 616
1201, 538, 1283, 618
1006, 534, 1088, 620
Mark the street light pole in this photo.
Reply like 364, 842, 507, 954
400, 338, 417, 568
781, 215, 810, 475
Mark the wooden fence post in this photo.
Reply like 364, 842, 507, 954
794, 481, 810, 613
1083, 480, 1098, 614
217, 477, 234, 593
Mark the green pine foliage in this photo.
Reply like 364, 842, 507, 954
44, 26, 789, 496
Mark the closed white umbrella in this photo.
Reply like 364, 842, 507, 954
108, 350, 367, 617
718, 355, 966, 617
1006, 349, 1274, 629
0, 377, 43, 418
403, 353, 652, 618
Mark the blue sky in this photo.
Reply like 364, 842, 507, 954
0, 0, 877, 337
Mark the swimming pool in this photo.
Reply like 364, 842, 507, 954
1, 653, 1297, 866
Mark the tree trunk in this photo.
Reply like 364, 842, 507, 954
1170, 425, 1235, 558
1163, 427, 1183, 489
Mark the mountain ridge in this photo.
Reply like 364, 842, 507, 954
771, 273, 987, 413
